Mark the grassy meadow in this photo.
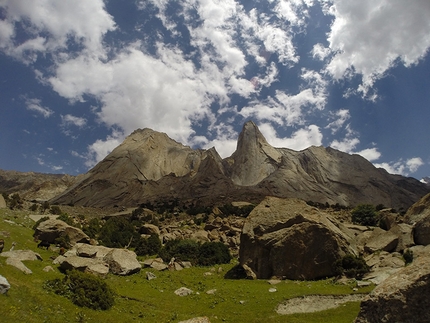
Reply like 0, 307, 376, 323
0, 208, 372, 323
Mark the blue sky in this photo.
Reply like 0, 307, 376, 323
0, 0, 429, 182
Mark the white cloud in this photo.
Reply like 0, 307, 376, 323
322, 0, 430, 96
240, 69, 327, 126
330, 137, 360, 153
0, 0, 115, 62
355, 148, 381, 162
312, 43, 331, 60
325, 109, 350, 134
375, 157, 424, 176
26, 98, 53, 118
259, 122, 323, 150
85, 131, 124, 167
61, 114, 87, 128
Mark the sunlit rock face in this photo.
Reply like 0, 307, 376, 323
51, 121, 429, 210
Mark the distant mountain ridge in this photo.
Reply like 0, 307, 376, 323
50, 121, 429, 211
0, 169, 77, 201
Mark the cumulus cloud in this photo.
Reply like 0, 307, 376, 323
26, 98, 53, 118
375, 157, 424, 176
322, 0, 430, 96
85, 131, 124, 167
259, 122, 323, 150
0, 0, 115, 62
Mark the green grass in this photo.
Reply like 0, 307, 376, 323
0, 209, 373, 323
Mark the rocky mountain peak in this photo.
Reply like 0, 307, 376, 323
227, 121, 282, 186
49, 121, 429, 210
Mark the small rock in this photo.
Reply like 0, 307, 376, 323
43, 266, 54, 272
174, 287, 193, 296
206, 289, 217, 295
146, 272, 157, 280
269, 288, 277, 293
0, 275, 10, 294
178, 317, 211, 323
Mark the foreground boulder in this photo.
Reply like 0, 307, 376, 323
239, 197, 356, 280
355, 248, 430, 323
0, 250, 42, 274
34, 219, 90, 245
54, 243, 141, 276
103, 249, 141, 275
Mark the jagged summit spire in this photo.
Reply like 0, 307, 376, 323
229, 120, 282, 186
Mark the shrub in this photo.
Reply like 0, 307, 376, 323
55, 233, 71, 249
9, 193, 23, 209
30, 203, 39, 212
159, 239, 200, 264
50, 205, 63, 215
158, 239, 232, 266
44, 270, 115, 310
333, 254, 369, 279
83, 218, 101, 239
351, 204, 379, 226
98, 216, 138, 248
403, 249, 414, 265
198, 241, 232, 266
57, 213, 74, 226
135, 234, 161, 256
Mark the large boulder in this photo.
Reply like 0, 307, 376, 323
239, 197, 356, 280
0, 250, 42, 274
413, 216, 430, 246
364, 228, 399, 254
103, 249, 141, 275
405, 192, 430, 224
59, 255, 109, 276
355, 247, 430, 323
34, 219, 90, 245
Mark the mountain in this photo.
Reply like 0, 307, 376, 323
51, 121, 429, 210
0, 169, 77, 201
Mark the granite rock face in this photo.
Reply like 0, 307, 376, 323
239, 197, 356, 280
355, 247, 430, 323
51, 121, 429, 210
34, 219, 90, 245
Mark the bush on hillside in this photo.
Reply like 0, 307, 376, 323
44, 270, 115, 310
198, 241, 232, 266
351, 204, 379, 226
159, 239, 200, 264
333, 254, 369, 279
158, 239, 231, 266
83, 218, 101, 239
98, 216, 139, 248
135, 234, 162, 256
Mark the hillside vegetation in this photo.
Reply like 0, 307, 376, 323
0, 208, 373, 323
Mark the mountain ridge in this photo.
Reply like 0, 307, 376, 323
49, 121, 429, 210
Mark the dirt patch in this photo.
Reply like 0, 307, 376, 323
276, 294, 365, 314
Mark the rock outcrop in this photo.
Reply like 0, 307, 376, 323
355, 247, 430, 323
51, 121, 429, 210
0, 250, 43, 274
405, 192, 430, 224
54, 243, 141, 276
239, 197, 356, 280
0, 169, 76, 201
34, 219, 90, 245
